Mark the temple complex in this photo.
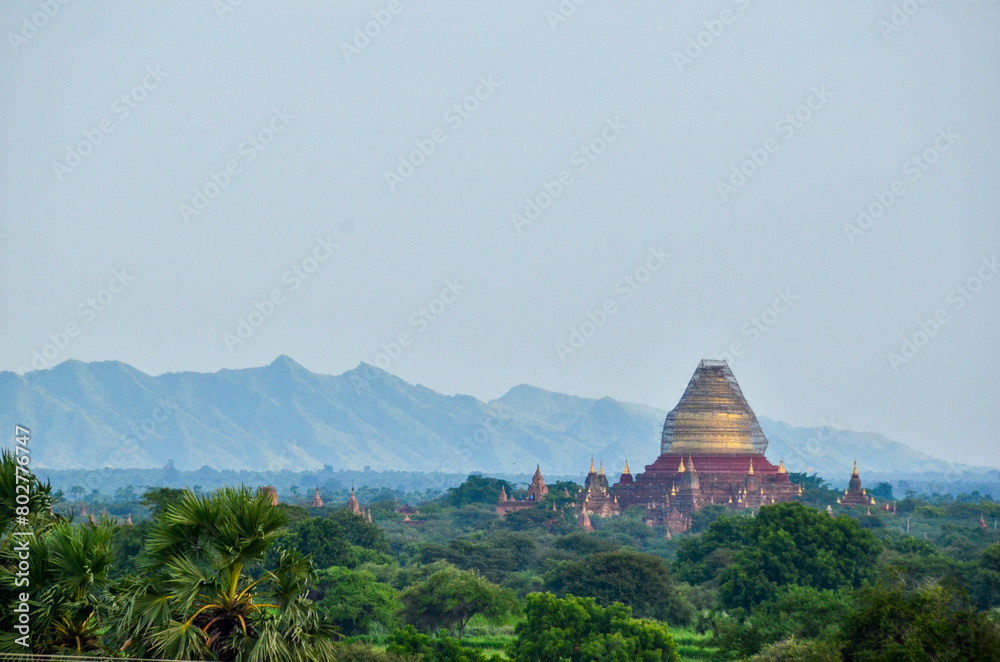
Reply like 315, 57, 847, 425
576, 459, 621, 517
582, 359, 804, 532
310, 487, 324, 508
497, 465, 549, 516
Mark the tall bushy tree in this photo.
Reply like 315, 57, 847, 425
508, 593, 678, 662
399, 564, 515, 639
840, 584, 1000, 662
114, 486, 338, 661
548, 549, 688, 622
692, 503, 880, 610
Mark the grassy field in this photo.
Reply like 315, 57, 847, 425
672, 628, 720, 661
359, 622, 719, 660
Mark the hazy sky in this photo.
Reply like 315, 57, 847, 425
2, 1, 998, 467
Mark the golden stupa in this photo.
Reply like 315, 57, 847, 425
659, 359, 768, 455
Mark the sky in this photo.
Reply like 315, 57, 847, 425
1, 1, 998, 467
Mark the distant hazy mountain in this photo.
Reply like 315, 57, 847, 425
1, 357, 993, 482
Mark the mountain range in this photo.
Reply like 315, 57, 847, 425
1, 356, 994, 482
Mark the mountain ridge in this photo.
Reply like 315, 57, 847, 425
1, 357, 994, 481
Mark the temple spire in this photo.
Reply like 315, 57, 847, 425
589, 457, 596, 473
678, 458, 686, 473
598, 460, 604, 476
777, 459, 786, 474
623, 459, 631, 474
852, 460, 859, 477
748, 459, 754, 475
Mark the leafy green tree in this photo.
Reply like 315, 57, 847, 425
870, 482, 895, 502
312, 566, 399, 635
840, 583, 1000, 662
689, 504, 731, 533
971, 544, 1000, 611
139, 486, 185, 517
714, 503, 881, 610
387, 625, 499, 662
548, 549, 687, 622
277, 517, 355, 568
508, 593, 678, 662
328, 509, 390, 552
745, 637, 843, 662
445, 475, 515, 508
714, 586, 850, 658
399, 564, 516, 639
115, 486, 338, 661
674, 514, 754, 586
553, 532, 619, 557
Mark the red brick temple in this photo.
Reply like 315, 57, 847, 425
596, 360, 803, 532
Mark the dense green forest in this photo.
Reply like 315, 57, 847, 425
3, 451, 1000, 661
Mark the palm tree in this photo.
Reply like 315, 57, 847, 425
1, 450, 117, 655
115, 486, 338, 661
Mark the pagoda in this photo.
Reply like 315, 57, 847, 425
347, 486, 362, 515
839, 461, 873, 506
575, 459, 621, 518
497, 465, 550, 516
258, 486, 279, 506
605, 360, 803, 531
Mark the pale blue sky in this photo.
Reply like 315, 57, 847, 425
1, 1, 998, 466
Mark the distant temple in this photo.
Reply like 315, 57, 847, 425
839, 461, 874, 506
576, 459, 621, 517
347, 486, 362, 515
496, 465, 549, 516
258, 486, 279, 506
311, 487, 324, 508
579, 360, 803, 533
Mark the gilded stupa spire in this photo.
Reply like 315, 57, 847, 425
589, 457, 596, 474
678, 458, 686, 473
778, 459, 786, 474
598, 460, 604, 476
748, 459, 754, 475
852, 459, 859, 477
623, 459, 631, 474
